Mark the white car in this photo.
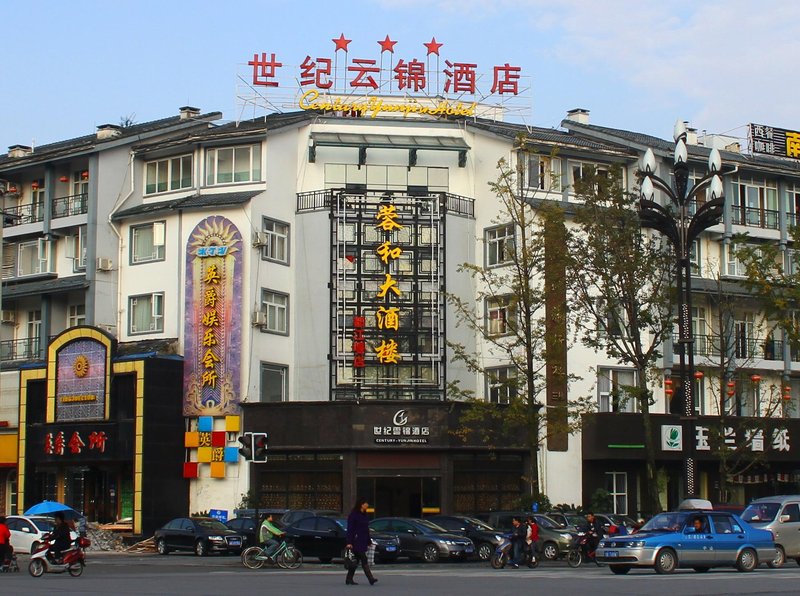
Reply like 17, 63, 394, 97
5, 515, 78, 554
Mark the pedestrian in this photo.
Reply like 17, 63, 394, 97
525, 515, 540, 562
77, 513, 88, 538
0, 515, 11, 566
345, 497, 377, 586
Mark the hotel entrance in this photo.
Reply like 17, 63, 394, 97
357, 476, 441, 517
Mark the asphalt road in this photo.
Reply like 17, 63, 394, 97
3, 552, 800, 595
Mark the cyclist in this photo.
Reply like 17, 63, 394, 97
259, 513, 285, 560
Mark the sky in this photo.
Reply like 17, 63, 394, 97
2, 0, 799, 152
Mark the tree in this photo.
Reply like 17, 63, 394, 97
567, 164, 675, 515
447, 152, 588, 499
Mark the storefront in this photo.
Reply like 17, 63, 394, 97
242, 401, 528, 517
17, 326, 188, 536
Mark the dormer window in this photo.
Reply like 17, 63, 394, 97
145, 155, 193, 195
205, 145, 262, 185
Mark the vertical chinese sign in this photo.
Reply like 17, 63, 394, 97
183, 216, 243, 416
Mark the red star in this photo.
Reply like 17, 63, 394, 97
424, 37, 443, 56
333, 33, 351, 52
378, 35, 397, 53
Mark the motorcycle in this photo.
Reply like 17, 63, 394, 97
490, 534, 538, 569
29, 534, 90, 577
567, 531, 600, 568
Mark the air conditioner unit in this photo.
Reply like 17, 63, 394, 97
1, 310, 15, 324
96, 257, 113, 271
252, 311, 267, 326
253, 232, 268, 247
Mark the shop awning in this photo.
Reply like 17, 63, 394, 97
2, 275, 88, 300
0, 433, 18, 466
310, 132, 470, 151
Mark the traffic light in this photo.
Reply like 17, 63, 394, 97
238, 432, 253, 460
252, 432, 269, 463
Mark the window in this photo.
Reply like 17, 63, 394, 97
527, 154, 562, 191
27, 310, 41, 358
206, 145, 261, 185
68, 304, 86, 327
129, 293, 164, 334
782, 503, 800, 522
66, 226, 87, 271
130, 222, 166, 264
145, 155, 192, 194
261, 362, 287, 402
261, 218, 289, 264
486, 296, 515, 336
598, 299, 629, 338
734, 181, 778, 229
486, 367, 517, 404
17, 239, 51, 277
32, 179, 46, 221
725, 244, 757, 277
598, 368, 636, 413
569, 161, 610, 191
689, 239, 701, 275
485, 225, 515, 267
734, 313, 756, 359
605, 472, 627, 514
72, 170, 89, 197
260, 290, 288, 334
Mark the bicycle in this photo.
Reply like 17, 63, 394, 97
241, 539, 303, 570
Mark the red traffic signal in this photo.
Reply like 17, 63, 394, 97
238, 433, 253, 460
252, 432, 269, 462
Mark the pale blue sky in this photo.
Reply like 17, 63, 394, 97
2, 0, 798, 151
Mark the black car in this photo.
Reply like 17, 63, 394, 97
154, 517, 243, 556
283, 515, 400, 563
225, 517, 261, 548
369, 517, 475, 563
426, 515, 504, 561
280, 509, 341, 526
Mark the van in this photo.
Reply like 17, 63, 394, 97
740, 495, 800, 567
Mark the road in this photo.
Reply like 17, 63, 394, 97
3, 552, 800, 595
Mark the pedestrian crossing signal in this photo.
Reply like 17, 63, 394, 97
238, 433, 253, 460
252, 432, 268, 463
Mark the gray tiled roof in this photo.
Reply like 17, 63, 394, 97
2, 275, 88, 299
111, 190, 262, 221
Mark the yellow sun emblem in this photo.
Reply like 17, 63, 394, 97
73, 354, 90, 378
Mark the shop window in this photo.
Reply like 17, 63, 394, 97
129, 293, 164, 334
130, 222, 166, 264
260, 362, 287, 402
145, 154, 192, 194
206, 145, 261, 185
261, 218, 289, 264
485, 224, 515, 267
605, 471, 627, 514
259, 289, 289, 335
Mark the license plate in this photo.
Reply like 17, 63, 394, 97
385, 546, 396, 552
605, 551, 618, 557
465, 546, 474, 553
229, 540, 241, 546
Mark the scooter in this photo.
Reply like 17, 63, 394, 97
567, 531, 600, 568
29, 534, 90, 577
490, 534, 538, 569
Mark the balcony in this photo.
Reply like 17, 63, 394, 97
673, 333, 784, 361
51, 193, 88, 219
3, 193, 88, 227
0, 337, 41, 361
296, 189, 475, 218
732, 206, 779, 229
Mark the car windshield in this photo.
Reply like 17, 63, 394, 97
464, 518, 494, 531
195, 519, 229, 532
741, 502, 780, 523
416, 519, 447, 533
535, 516, 560, 529
31, 518, 55, 532
566, 515, 586, 527
609, 515, 636, 527
335, 519, 347, 530
640, 512, 689, 532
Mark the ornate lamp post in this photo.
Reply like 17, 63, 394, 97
638, 120, 725, 497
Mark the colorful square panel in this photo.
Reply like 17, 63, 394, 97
198, 416, 214, 432
197, 447, 213, 463
210, 461, 226, 478
211, 431, 227, 447
184, 432, 200, 448
183, 462, 199, 478
225, 415, 240, 433
223, 447, 238, 463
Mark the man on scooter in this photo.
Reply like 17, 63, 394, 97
509, 517, 527, 569
48, 512, 73, 562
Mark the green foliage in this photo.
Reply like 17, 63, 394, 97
238, 490, 258, 510
511, 492, 553, 513
589, 488, 613, 512
552, 503, 584, 514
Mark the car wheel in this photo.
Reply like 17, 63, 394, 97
156, 538, 170, 555
477, 542, 493, 561
610, 565, 631, 575
736, 547, 757, 572
542, 541, 558, 560
693, 567, 709, 573
654, 548, 677, 574
30, 541, 41, 555
422, 543, 440, 563
195, 539, 208, 557
767, 545, 785, 568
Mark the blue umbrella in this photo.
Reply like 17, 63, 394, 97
24, 500, 79, 517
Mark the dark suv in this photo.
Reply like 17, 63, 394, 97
426, 515, 504, 561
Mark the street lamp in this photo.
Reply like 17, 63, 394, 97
638, 120, 725, 498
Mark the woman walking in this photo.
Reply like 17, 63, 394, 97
345, 497, 378, 586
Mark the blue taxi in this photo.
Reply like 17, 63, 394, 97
595, 499, 776, 574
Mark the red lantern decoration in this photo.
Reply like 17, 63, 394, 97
665, 389, 674, 396
664, 379, 673, 386
59, 175, 69, 183
726, 381, 735, 388
31, 181, 39, 190
8, 185, 17, 193
694, 371, 704, 379
81, 170, 89, 180
751, 374, 762, 383
726, 390, 735, 397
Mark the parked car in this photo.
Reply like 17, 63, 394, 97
225, 517, 261, 548
595, 500, 776, 574
483, 511, 575, 560
5, 515, 78, 554
154, 517, 243, 556
369, 517, 475, 563
426, 515, 504, 561
280, 509, 340, 527
283, 515, 400, 563
741, 495, 800, 567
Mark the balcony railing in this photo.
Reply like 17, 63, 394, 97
0, 337, 41, 361
51, 193, 88, 218
2, 202, 45, 226
673, 334, 784, 361
296, 189, 475, 218
732, 206, 779, 229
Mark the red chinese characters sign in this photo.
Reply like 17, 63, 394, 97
44, 430, 108, 456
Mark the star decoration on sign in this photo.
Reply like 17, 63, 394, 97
333, 33, 352, 52
424, 37, 443, 56
378, 35, 397, 53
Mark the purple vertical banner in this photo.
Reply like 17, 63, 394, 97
183, 216, 242, 416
